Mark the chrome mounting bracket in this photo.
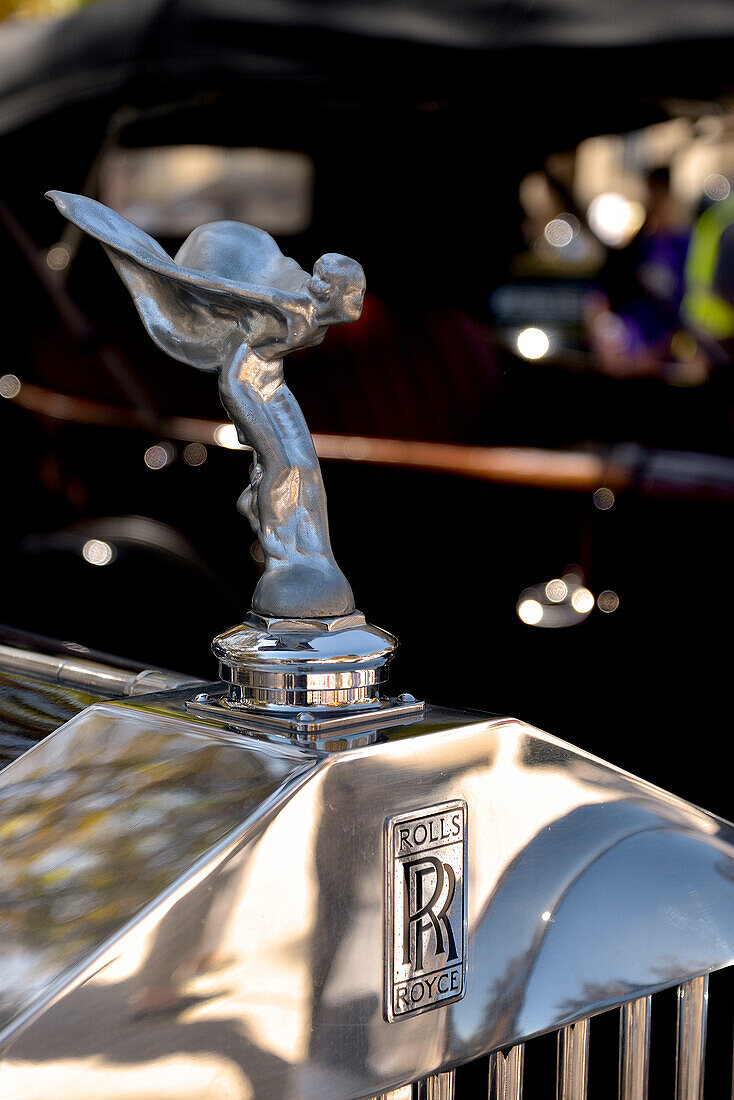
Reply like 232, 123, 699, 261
184, 691, 424, 737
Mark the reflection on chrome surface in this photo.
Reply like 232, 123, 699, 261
0, 703, 314, 1034
0, 671, 102, 766
0, 697, 732, 1099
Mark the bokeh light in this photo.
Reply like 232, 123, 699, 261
214, 423, 248, 450
183, 442, 208, 466
81, 539, 115, 567
703, 173, 731, 202
517, 598, 544, 625
544, 218, 574, 248
144, 442, 176, 469
545, 578, 568, 603
518, 571, 596, 628
588, 192, 645, 247
597, 590, 620, 613
593, 487, 615, 511
46, 244, 71, 271
516, 327, 550, 360
0, 374, 21, 399
571, 587, 595, 614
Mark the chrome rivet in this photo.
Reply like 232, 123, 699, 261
194, 692, 210, 704
297, 712, 315, 723
397, 693, 416, 704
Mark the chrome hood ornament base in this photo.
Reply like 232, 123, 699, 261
193, 609, 422, 738
212, 611, 398, 711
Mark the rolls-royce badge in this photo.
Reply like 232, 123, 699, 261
385, 800, 467, 1021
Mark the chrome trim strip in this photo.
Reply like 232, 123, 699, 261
675, 975, 709, 1100
489, 1044, 525, 1100
0, 643, 202, 696
619, 996, 650, 1100
557, 1019, 589, 1100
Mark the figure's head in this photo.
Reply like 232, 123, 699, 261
308, 253, 366, 323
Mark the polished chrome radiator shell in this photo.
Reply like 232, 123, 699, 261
0, 691, 733, 1099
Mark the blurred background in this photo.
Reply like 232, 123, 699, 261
1, 0, 734, 813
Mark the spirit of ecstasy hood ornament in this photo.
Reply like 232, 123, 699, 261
48, 191, 410, 725
47, 190, 360, 620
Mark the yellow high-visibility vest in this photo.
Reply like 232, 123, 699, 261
683, 195, 734, 340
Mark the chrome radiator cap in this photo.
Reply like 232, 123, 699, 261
212, 611, 397, 710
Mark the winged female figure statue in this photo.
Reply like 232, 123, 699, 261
47, 191, 366, 619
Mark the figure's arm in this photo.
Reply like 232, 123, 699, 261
220, 280, 308, 316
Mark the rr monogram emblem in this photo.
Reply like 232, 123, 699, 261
385, 800, 467, 1020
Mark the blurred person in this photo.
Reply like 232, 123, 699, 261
681, 183, 734, 367
586, 167, 691, 378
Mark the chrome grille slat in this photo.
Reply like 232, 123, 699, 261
489, 1043, 525, 1099
391, 968, 730, 1100
415, 1071, 455, 1100
676, 975, 709, 1100
557, 1019, 589, 1100
619, 995, 651, 1100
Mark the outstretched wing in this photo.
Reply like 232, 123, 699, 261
46, 192, 299, 370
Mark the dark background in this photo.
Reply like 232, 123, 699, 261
1, 0, 733, 821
